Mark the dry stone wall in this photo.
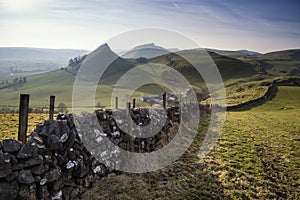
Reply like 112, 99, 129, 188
226, 77, 300, 111
0, 107, 181, 199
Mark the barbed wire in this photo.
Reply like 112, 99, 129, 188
0, 105, 105, 108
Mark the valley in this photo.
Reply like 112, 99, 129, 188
0, 44, 299, 199
0, 44, 298, 111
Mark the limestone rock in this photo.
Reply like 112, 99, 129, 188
0, 181, 18, 199
2, 139, 22, 153
17, 140, 38, 159
18, 169, 35, 184
45, 167, 61, 183
31, 164, 45, 175
0, 153, 12, 178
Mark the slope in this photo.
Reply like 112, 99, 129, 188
82, 86, 300, 199
0, 69, 75, 107
247, 49, 300, 76
205, 86, 300, 198
0, 47, 89, 78
0, 46, 293, 109
119, 43, 170, 59
205, 48, 261, 58
150, 49, 260, 81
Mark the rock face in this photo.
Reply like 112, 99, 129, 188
0, 107, 181, 199
0, 114, 107, 199
18, 170, 35, 184
0, 181, 19, 199
0, 153, 12, 178
2, 139, 22, 153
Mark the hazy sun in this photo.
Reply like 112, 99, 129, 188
4, 0, 38, 12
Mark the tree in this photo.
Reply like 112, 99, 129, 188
13, 78, 18, 85
57, 103, 68, 113
137, 57, 148, 63
68, 58, 74, 67
18, 78, 23, 85
96, 102, 103, 108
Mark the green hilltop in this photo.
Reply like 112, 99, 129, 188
0, 45, 299, 110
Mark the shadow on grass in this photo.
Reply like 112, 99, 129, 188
82, 116, 227, 200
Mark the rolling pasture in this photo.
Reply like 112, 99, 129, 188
205, 86, 300, 198
0, 47, 299, 199
0, 113, 50, 141
1, 85, 297, 199
81, 86, 300, 199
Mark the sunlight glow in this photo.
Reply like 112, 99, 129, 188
3, 0, 38, 12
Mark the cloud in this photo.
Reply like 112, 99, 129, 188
0, 0, 299, 52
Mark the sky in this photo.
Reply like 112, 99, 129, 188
0, 0, 299, 53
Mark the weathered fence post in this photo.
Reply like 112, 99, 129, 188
126, 102, 134, 152
49, 95, 55, 120
115, 96, 118, 109
162, 92, 168, 142
18, 94, 29, 143
126, 102, 131, 114
163, 92, 167, 109
132, 98, 136, 109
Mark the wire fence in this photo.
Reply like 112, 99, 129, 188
1, 93, 159, 142
0, 93, 166, 114
0, 105, 107, 114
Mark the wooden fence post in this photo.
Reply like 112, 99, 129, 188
115, 97, 118, 109
163, 92, 167, 109
18, 94, 29, 143
162, 92, 168, 142
49, 95, 55, 120
132, 98, 136, 109
126, 102, 131, 114
126, 102, 134, 152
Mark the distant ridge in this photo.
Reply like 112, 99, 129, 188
205, 48, 261, 58
120, 43, 170, 58
0, 47, 89, 78
259, 49, 300, 60
0, 47, 89, 61
0, 43, 299, 106
253, 49, 300, 76
76, 43, 136, 83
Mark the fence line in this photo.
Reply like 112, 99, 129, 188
18, 94, 29, 143
49, 95, 55, 120
9, 93, 167, 143
0, 92, 168, 110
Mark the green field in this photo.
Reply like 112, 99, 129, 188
0, 84, 299, 199
0, 48, 266, 109
204, 86, 300, 198
0, 113, 51, 141
0, 48, 299, 110
0, 47, 299, 199
81, 86, 300, 199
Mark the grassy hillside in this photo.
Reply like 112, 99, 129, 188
82, 86, 300, 199
120, 43, 170, 58
0, 46, 299, 199
0, 47, 89, 79
205, 48, 261, 58
260, 49, 300, 61
245, 49, 300, 76
0, 113, 51, 141
0, 68, 172, 110
0, 47, 298, 110
150, 50, 260, 81
0, 69, 75, 107
205, 86, 300, 198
